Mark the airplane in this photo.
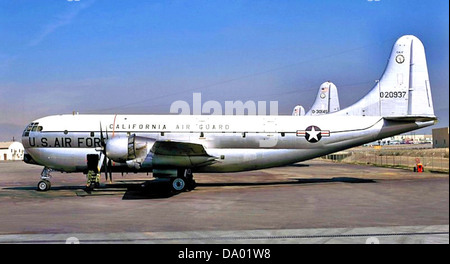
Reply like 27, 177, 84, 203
291, 105, 305, 116
22, 35, 437, 193
292, 81, 340, 116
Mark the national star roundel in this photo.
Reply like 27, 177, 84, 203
296, 125, 330, 143
305, 125, 322, 143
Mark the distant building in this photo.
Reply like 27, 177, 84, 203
364, 134, 432, 146
397, 134, 433, 144
0, 142, 24, 161
363, 132, 435, 146
432, 127, 449, 148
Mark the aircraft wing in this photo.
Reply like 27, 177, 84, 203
149, 141, 217, 168
384, 115, 437, 122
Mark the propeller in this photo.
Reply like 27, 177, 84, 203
99, 122, 113, 183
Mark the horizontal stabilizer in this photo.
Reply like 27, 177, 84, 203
383, 115, 437, 122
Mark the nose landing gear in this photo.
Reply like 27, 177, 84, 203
37, 167, 52, 191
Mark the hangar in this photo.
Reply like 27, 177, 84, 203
0, 141, 24, 161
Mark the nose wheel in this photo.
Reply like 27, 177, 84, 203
37, 180, 51, 191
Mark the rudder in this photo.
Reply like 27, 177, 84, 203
407, 36, 434, 116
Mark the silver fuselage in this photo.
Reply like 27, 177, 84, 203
22, 114, 433, 173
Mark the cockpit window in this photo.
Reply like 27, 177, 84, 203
23, 122, 42, 137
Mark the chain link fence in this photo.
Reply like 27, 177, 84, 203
321, 147, 449, 173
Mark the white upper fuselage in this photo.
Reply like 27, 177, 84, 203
22, 113, 428, 173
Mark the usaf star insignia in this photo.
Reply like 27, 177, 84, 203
296, 125, 330, 143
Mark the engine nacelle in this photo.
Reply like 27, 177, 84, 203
106, 135, 155, 163
105, 137, 128, 162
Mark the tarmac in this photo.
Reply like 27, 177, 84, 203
0, 159, 448, 244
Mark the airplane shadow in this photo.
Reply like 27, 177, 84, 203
286, 164, 310, 168
122, 177, 376, 200
3, 177, 375, 200
122, 180, 178, 199
196, 177, 376, 187
3, 181, 176, 199
4, 185, 86, 191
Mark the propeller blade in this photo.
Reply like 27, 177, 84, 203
100, 122, 109, 182
104, 126, 110, 182
97, 152, 105, 175
104, 155, 108, 181
108, 159, 113, 183
100, 122, 104, 147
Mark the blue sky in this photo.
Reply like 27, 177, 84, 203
0, 0, 448, 140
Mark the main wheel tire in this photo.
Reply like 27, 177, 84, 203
37, 180, 51, 192
171, 177, 186, 192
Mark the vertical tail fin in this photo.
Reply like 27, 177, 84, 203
306, 81, 340, 115
334, 35, 435, 119
292, 105, 305, 116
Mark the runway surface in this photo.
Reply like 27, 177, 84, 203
0, 160, 448, 244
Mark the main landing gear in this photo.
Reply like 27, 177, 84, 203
37, 167, 52, 191
169, 169, 197, 193
35, 167, 198, 194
